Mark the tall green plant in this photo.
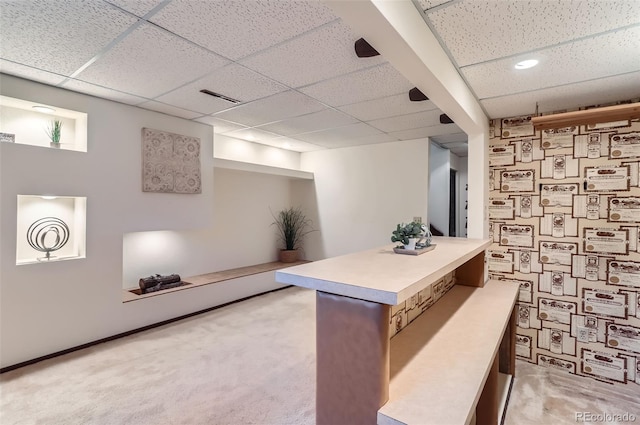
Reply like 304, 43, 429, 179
45, 119, 63, 144
272, 207, 314, 250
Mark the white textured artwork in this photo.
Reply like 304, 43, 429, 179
142, 128, 201, 194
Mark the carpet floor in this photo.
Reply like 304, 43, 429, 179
1, 286, 637, 424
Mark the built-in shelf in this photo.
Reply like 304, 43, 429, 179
16, 195, 87, 265
122, 260, 310, 302
0, 95, 88, 152
213, 158, 314, 180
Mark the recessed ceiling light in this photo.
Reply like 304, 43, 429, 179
32, 105, 56, 113
41, 195, 57, 200
515, 59, 538, 70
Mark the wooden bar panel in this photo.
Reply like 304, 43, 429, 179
316, 291, 390, 425
476, 354, 499, 425
499, 307, 517, 376
455, 251, 486, 287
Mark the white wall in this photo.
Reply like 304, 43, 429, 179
0, 75, 297, 368
299, 139, 429, 259
428, 142, 450, 235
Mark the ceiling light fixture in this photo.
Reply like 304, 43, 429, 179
32, 105, 56, 113
514, 59, 538, 70
354, 38, 380, 58
409, 87, 429, 102
41, 195, 57, 200
199, 89, 241, 104
532, 102, 640, 131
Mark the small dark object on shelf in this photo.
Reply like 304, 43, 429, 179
139, 273, 182, 294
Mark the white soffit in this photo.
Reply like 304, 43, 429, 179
240, 20, 385, 88
75, 23, 230, 99
427, 0, 640, 67
148, 0, 337, 60
388, 123, 463, 141
0, 1, 137, 75
194, 117, 249, 134
293, 122, 383, 146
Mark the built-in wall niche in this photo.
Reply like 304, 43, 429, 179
0, 95, 88, 152
16, 195, 87, 265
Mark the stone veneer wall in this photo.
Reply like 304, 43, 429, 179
488, 100, 640, 388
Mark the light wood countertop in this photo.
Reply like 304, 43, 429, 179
275, 237, 491, 305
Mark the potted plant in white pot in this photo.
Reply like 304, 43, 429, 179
272, 206, 314, 263
45, 119, 62, 148
391, 221, 424, 250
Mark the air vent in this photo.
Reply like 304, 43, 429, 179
199, 89, 241, 104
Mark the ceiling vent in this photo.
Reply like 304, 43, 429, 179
199, 89, 241, 104
354, 38, 380, 58
409, 87, 428, 102
440, 114, 454, 124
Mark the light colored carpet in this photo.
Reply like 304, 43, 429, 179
0, 287, 316, 425
1, 286, 637, 425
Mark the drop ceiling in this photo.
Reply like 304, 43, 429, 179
1, 0, 639, 158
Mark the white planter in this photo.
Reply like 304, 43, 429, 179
404, 238, 418, 250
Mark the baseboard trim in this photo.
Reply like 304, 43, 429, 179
0, 285, 293, 374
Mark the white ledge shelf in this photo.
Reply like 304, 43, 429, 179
214, 158, 314, 180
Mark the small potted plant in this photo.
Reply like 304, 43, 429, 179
45, 119, 63, 148
272, 206, 314, 263
391, 221, 423, 250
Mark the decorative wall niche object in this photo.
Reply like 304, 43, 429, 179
27, 217, 70, 261
142, 128, 201, 194
16, 195, 87, 265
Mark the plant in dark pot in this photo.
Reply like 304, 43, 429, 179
272, 206, 314, 263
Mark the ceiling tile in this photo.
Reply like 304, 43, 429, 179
464, 26, 640, 99
240, 20, 385, 88
416, 0, 453, 11
62, 79, 147, 105
293, 122, 383, 146
481, 71, 640, 119
194, 117, 249, 134
105, 0, 165, 17
431, 132, 468, 144
0, 60, 66, 86
156, 63, 288, 114
299, 63, 414, 106
337, 93, 438, 121
427, 0, 640, 66
367, 109, 442, 133
137, 101, 203, 119
76, 23, 229, 98
0, 1, 137, 75
388, 124, 463, 141
308, 132, 398, 149
149, 0, 337, 61
211, 90, 326, 127
257, 108, 359, 136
